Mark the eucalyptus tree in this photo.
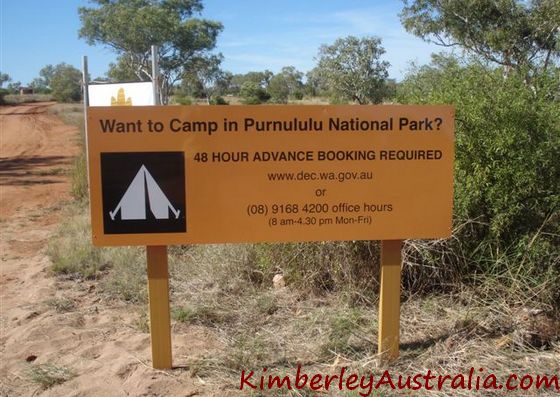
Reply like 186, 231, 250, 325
315, 36, 390, 104
79, 0, 223, 103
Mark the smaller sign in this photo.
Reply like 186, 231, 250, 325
100, 152, 186, 234
89, 82, 154, 106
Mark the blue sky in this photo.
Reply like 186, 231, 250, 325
1, 0, 442, 85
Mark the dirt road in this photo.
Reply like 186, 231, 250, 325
0, 103, 207, 396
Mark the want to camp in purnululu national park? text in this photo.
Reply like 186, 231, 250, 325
97, 116, 447, 134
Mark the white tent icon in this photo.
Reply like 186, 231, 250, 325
109, 165, 181, 221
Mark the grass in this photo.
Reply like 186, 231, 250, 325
48, 203, 146, 303
45, 297, 76, 313
47, 209, 106, 278
45, 99, 560, 396
45, 211, 560, 395
3, 93, 53, 104
47, 103, 89, 201
27, 363, 75, 389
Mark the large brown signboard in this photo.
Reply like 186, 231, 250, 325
87, 105, 454, 246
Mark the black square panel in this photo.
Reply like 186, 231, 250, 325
100, 152, 186, 234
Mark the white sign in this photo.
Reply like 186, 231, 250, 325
89, 82, 154, 106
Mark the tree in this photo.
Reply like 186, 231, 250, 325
38, 63, 83, 102
79, 0, 223, 104
268, 74, 290, 103
400, 0, 560, 75
0, 72, 11, 88
239, 81, 270, 104
268, 66, 304, 103
229, 70, 273, 95
30, 78, 50, 93
31, 64, 58, 93
180, 54, 224, 102
315, 36, 390, 104
106, 56, 149, 82
0, 72, 11, 104
213, 70, 233, 96
304, 67, 328, 97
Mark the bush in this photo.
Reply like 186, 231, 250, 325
0, 88, 8, 104
50, 64, 82, 103
47, 210, 107, 278
397, 55, 560, 303
173, 95, 192, 105
209, 95, 228, 105
71, 151, 89, 201
234, 241, 380, 300
239, 81, 270, 104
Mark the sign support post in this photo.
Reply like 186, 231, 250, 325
144, 45, 173, 370
146, 246, 172, 369
378, 240, 402, 362
81, 56, 91, 189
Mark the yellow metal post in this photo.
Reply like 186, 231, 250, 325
378, 240, 402, 362
146, 245, 172, 369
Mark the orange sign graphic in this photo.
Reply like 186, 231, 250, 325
87, 105, 454, 246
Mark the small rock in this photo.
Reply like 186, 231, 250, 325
272, 274, 285, 289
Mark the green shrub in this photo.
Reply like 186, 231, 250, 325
209, 95, 228, 105
397, 55, 560, 303
0, 88, 8, 104
71, 151, 89, 201
173, 95, 192, 105
240, 241, 379, 299
240, 81, 270, 104
48, 208, 145, 302
101, 247, 146, 303
47, 211, 106, 278
27, 363, 75, 389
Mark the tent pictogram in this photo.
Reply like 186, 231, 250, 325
101, 151, 185, 234
109, 165, 181, 221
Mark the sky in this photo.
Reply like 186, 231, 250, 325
1, 0, 442, 86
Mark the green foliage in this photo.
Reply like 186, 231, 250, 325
398, 54, 560, 298
268, 74, 290, 103
0, 71, 11, 87
172, 94, 193, 105
268, 66, 304, 103
47, 211, 107, 278
400, 0, 560, 73
179, 54, 224, 100
245, 241, 379, 298
239, 81, 270, 104
106, 56, 149, 82
101, 248, 146, 303
71, 151, 89, 201
209, 95, 228, 105
79, 0, 222, 103
0, 88, 8, 105
171, 303, 228, 325
304, 67, 328, 97
320, 308, 365, 357
46, 63, 82, 102
27, 363, 75, 389
229, 70, 273, 95
45, 297, 76, 313
315, 36, 390, 104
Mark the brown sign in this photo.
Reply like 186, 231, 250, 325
87, 105, 454, 246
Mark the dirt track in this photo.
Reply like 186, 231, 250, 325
0, 102, 77, 219
0, 103, 210, 396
